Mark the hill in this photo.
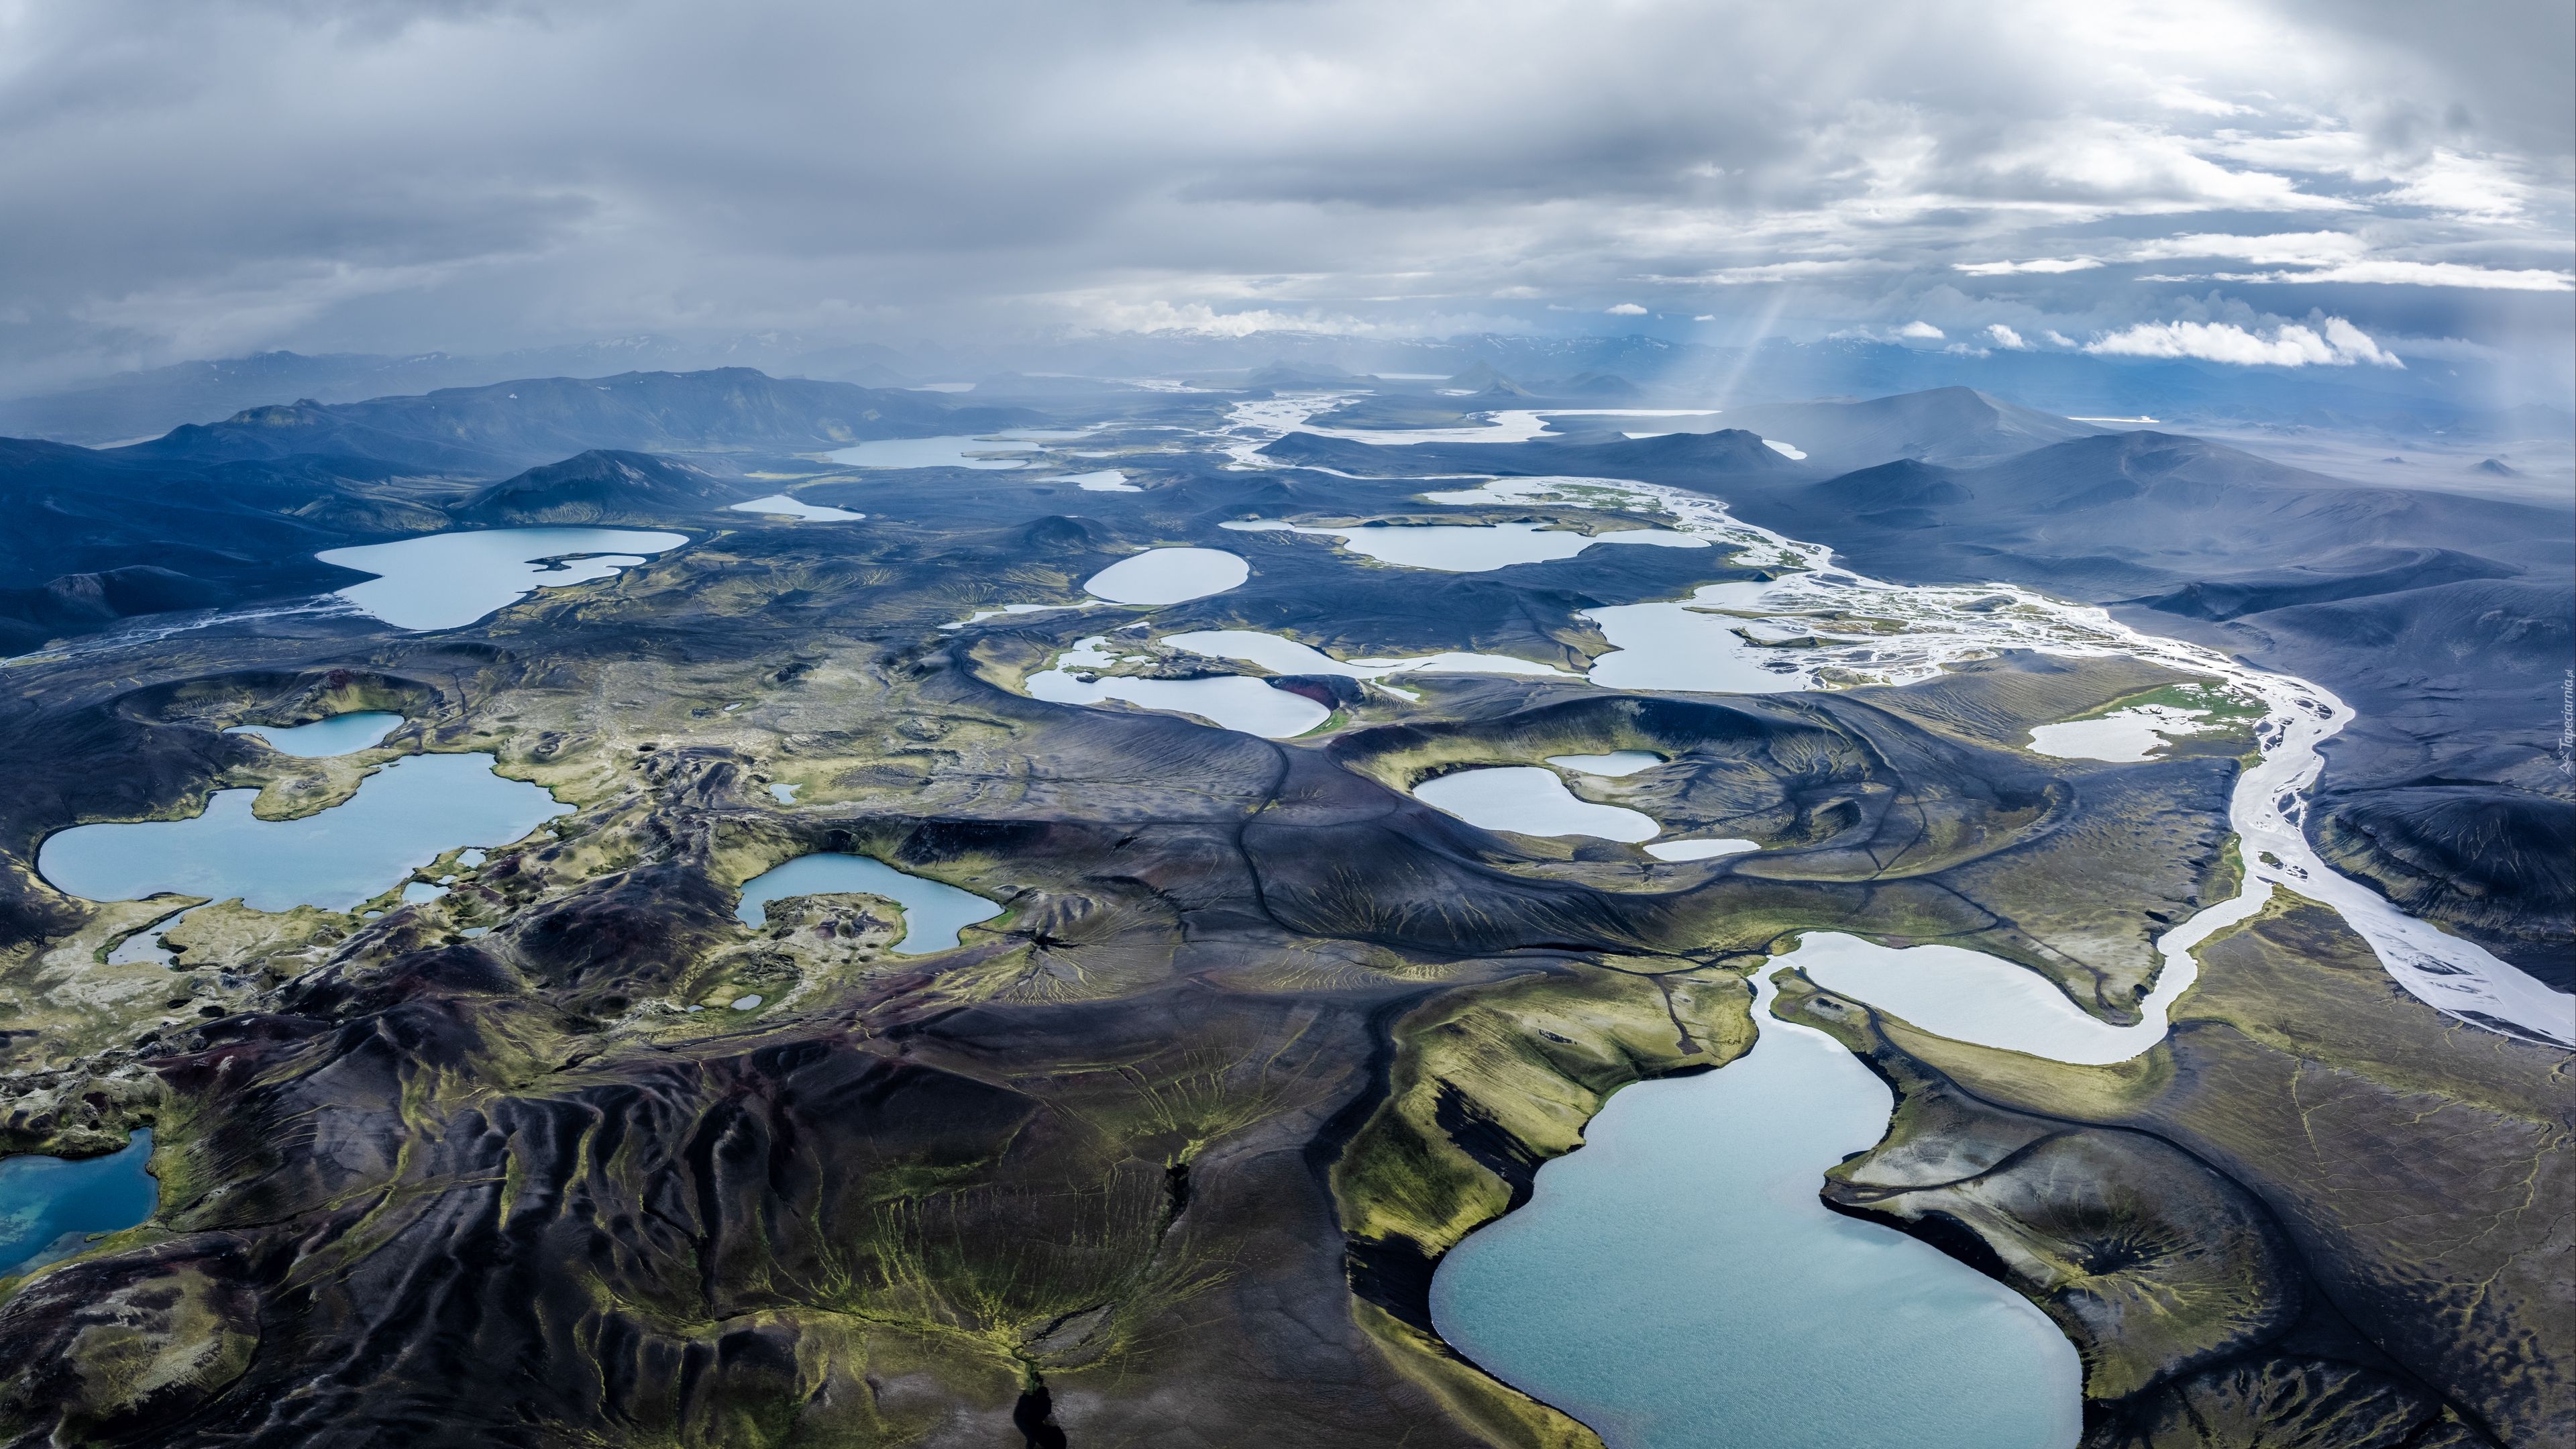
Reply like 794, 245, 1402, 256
1715, 386, 2102, 472
451, 451, 751, 526
115, 368, 1044, 476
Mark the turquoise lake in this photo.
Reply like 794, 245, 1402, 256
1430, 969, 2082, 1449
38, 753, 566, 912
735, 854, 1002, 955
0, 1130, 158, 1279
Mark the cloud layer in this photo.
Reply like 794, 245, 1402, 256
0, 0, 2567, 394
2085, 317, 2402, 367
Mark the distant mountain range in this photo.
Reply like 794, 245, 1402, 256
0, 368, 1036, 651
10, 331, 2565, 447
0, 340, 927, 447
118, 368, 1038, 476
1712, 388, 2103, 471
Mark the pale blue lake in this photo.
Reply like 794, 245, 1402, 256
39, 753, 566, 912
317, 527, 688, 631
227, 711, 403, 756
735, 854, 1002, 955
1430, 970, 2082, 1449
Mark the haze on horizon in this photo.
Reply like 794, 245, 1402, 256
3, 0, 2569, 405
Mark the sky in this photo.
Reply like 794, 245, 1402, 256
1, 0, 2569, 398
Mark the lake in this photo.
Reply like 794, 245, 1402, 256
729, 494, 865, 521
0, 1130, 158, 1279
1222, 518, 1705, 572
227, 711, 403, 756
1083, 547, 1250, 604
1163, 629, 1574, 686
317, 527, 688, 631
1431, 969, 2084, 1449
1413, 766, 1659, 842
735, 853, 1004, 955
39, 752, 567, 912
1028, 637, 1330, 737
1584, 582, 1817, 694
2026, 704, 2214, 761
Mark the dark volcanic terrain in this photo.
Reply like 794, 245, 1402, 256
0, 377, 2565, 1448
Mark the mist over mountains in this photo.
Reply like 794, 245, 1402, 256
7, 331, 2565, 453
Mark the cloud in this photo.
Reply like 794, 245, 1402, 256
1953, 257, 2104, 275
2042, 329, 2076, 347
0, 0, 2563, 394
2130, 232, 2370, 266
2202, 136, 2536, 224
1087, 303, 1375, 337
2125, 235, 2571, 289
1604, 302, 1648, 315
2083, 315, 2402, 368
1985, 323, 2029, 348
1967, 119, 2355, 214
1678, 260, 1887, 286
2370, 150, 2534, 224
2217, 261, 2573, 290
2153, 86, 2256, 117
1896, 320, 1945, 339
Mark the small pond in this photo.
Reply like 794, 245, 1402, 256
1544, 751, 1662, 777
318, 527, 688, 631
735, 854, 1004, 955
1059, 470, 1138, 492
729, 494, 865, 521
0, 1130, 158, 1279
1431, 969, 2083, 1449
2026, 705, 2216, 762
943, 602, 1104, 631
39, 753, 566, 912
1642, 837, 1760, 861
227, 711, 403, 757
108, 906, 194, 965
1413, 766, 1658, 842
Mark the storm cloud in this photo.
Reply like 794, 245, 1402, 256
2, 0, 2567, 391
